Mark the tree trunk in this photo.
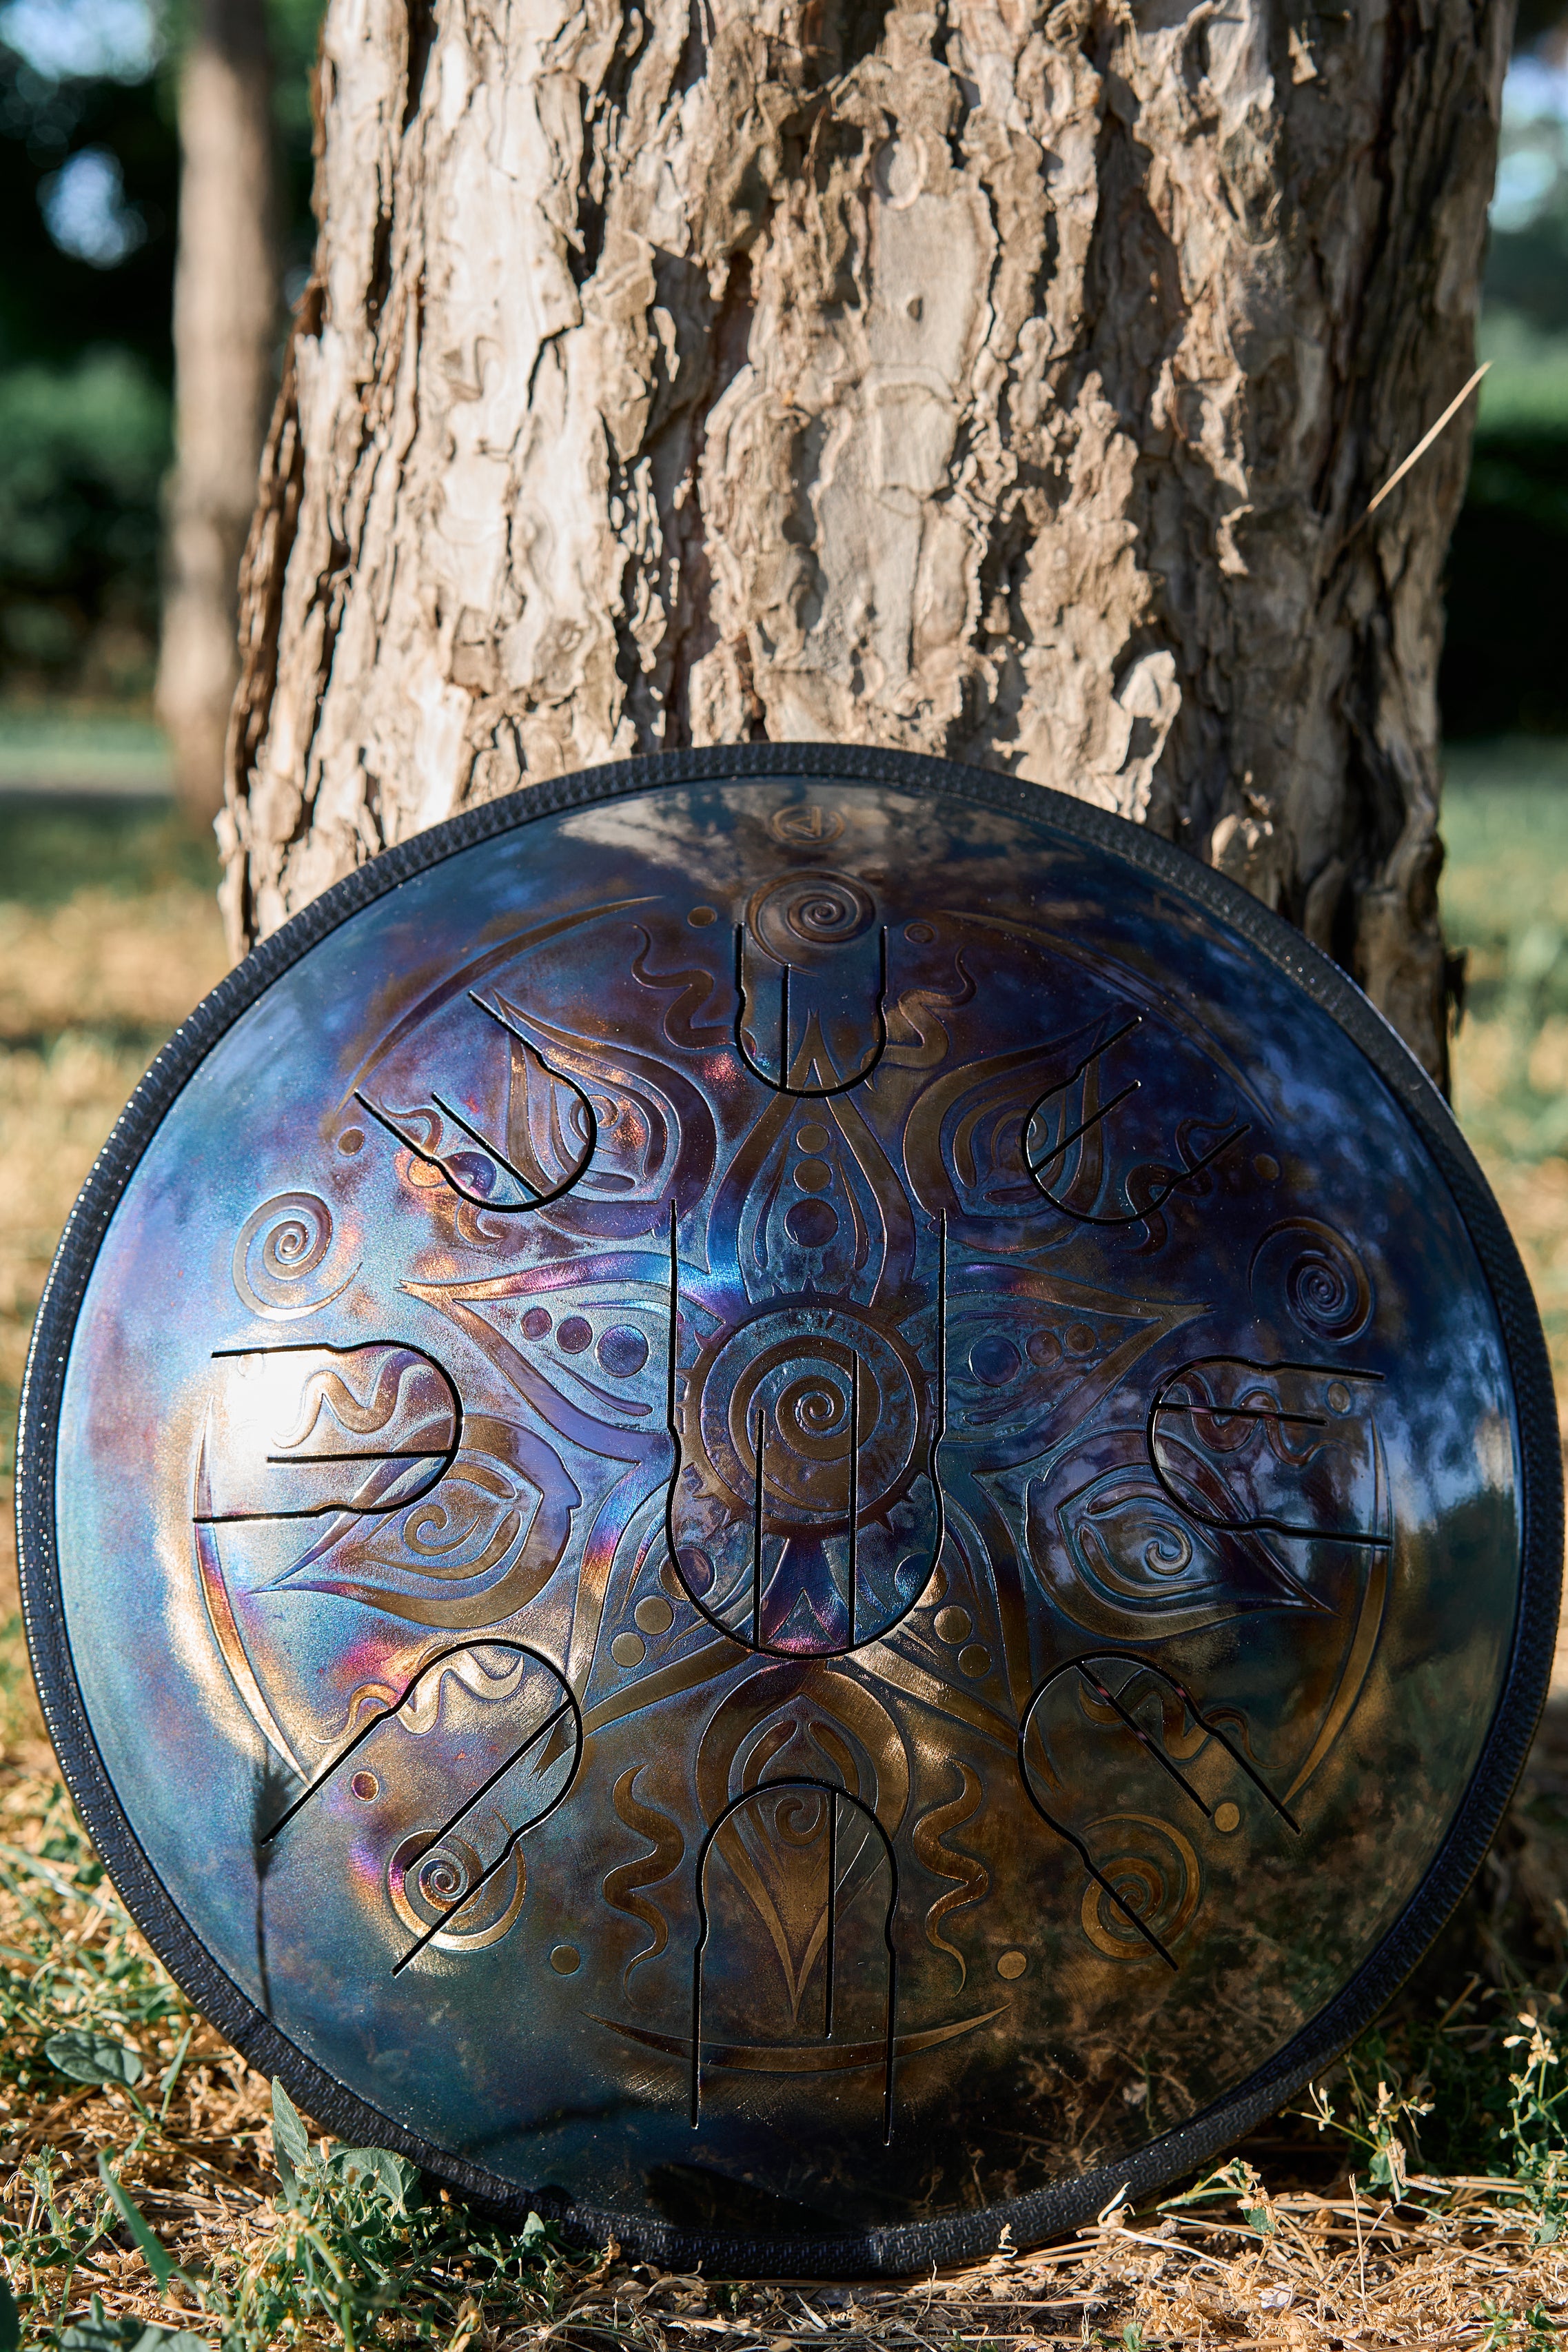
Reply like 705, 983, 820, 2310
221, 0, 1509, 1086
158, 0, 279, 825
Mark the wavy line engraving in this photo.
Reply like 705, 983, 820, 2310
604, 1763, 686, 1989
911, 1760, 988, 1989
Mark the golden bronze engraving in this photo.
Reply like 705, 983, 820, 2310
20, 756, 1556, 2269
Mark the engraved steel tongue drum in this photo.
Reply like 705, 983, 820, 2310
16, 746, 1561, 2273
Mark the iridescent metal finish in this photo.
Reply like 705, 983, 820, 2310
17, 749, 1561, 2273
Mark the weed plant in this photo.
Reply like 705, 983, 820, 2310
4, 1768, 1568, 2345
0, 1773, 602, 2349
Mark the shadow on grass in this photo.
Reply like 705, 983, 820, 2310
0, 791, 219, 912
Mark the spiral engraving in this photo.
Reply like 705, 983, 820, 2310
1287, 1245, 1368, 1340
1139, 1519, 1195, 1580
1250, 1218, 1372, 1344
669, 1291, 940, 1654
232, 1193, 358, 1320
751, 871, 875, 960
387, 1826, 525, 1951
81, 758, 1504, 2230
696, 1308, 922, 1528
1079, 1814, 1201, 1960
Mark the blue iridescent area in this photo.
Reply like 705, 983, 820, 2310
53, 775, 1520, 2236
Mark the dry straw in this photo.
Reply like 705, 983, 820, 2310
1362, 363, 1493, 525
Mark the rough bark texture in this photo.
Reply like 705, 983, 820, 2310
223, 0, 1511, 1084
158, 0, 278, 823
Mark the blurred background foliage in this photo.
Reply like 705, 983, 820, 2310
0, 0, 1558, 727
0, 0, 321, 705
1449, 12, 1568, 738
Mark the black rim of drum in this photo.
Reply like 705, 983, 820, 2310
14, 742, 1562, 2276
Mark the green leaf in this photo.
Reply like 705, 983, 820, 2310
59, 2294, 117, 2351
59, 2314, 122, 2350
519, 2209, 555, 2252
96, 2151, 174, 2293
270, 2076, 309, 2169
332, 2144, 418, 2212
61, 2291, 210, 2350
63, 2324, 209, 2352
45, 2029, 144, 2089
0, 2277, 18, 2352
1243, 2204, 1276, 2235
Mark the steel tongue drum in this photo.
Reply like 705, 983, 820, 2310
17, 746, 1561, 2274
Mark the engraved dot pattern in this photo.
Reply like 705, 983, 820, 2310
28, 756, 1547, 2274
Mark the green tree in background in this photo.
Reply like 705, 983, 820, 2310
0, 0, 1558, 742
0, 0, 320, 710
1444, 5, 1568, 738
158, 0, 279, 819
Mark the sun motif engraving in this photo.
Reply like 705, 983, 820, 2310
187, 807, 1396, 2154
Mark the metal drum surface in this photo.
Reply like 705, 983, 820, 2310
17, 746, 1561, 2274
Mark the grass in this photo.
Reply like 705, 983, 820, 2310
2, 766, 1568, 2346
0, 799, 228, 1487
1446, 740, 1568, 1406
0, 714, 171, 800
1477, 314, 1568, 439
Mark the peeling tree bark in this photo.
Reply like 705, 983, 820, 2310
222, 0, 1509, 1086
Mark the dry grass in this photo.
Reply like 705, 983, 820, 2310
3, 781, 1568, 2349
6, 1743, 1568, 2352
